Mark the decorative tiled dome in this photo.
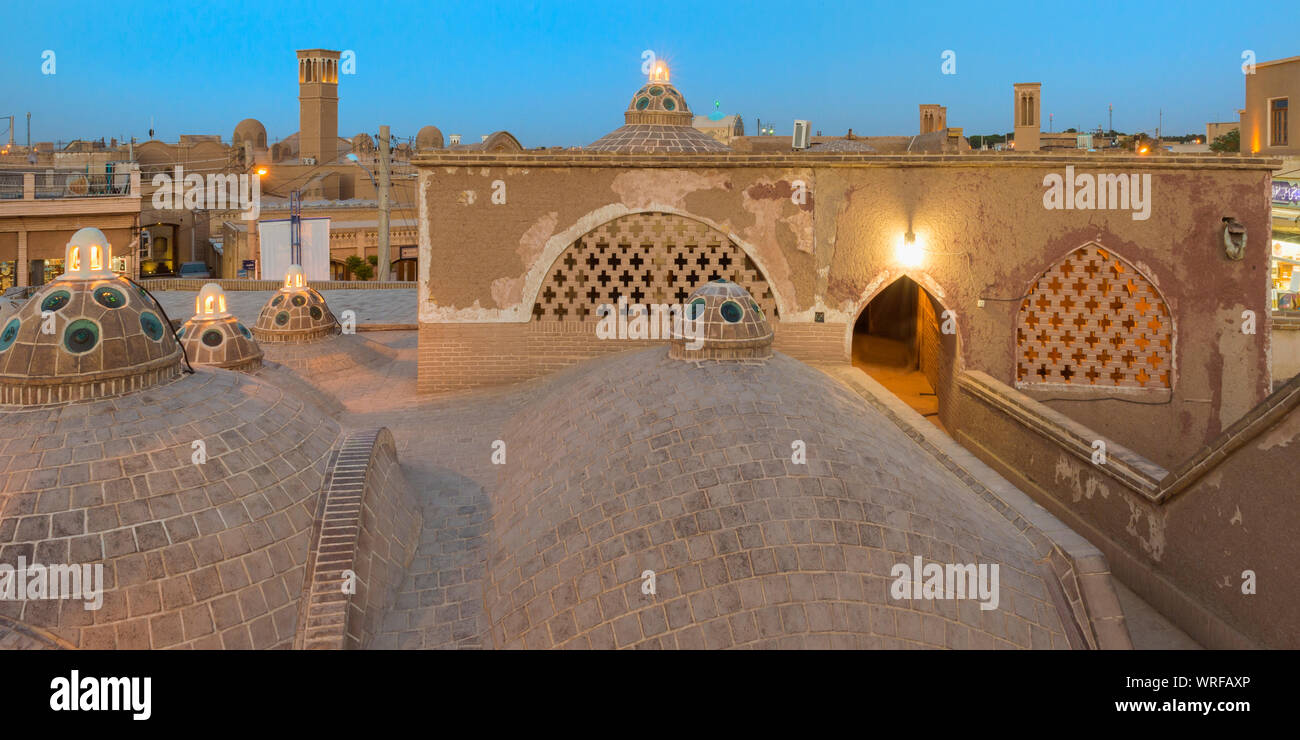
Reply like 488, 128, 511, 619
669, 279, 773, 360
624, 82, 694, 124
252, 266, 339, 343
587, 66, 730, 153
0, 228, 183, 405
178, 284, 263, 371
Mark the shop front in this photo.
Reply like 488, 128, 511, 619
1272, 178, 1300, 310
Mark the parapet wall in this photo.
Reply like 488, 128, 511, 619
953, 369, 1300, 649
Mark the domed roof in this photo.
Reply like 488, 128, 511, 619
179, 284, 263, 371
0, 228, 182, 405
233, 118, 267, 149
252, 266, 339, 343
0, 364, 343, 648
587, 69, 730, 153
416, 125, 445, 150
625, 82, 693, 122
485, 348, 1080, 649
670, 279, 773, 360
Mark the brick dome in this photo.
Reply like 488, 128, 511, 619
484, 348, 1079, 649
670, 279, 773, 361
252, 266, 339, 343
179, 284, 263, 371
0, 228, 182, 405
587, 75, 730, 153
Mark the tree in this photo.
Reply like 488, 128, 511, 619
343, 255, 366, 280
353, 262, 374, 280
1210, 128, 1240, 153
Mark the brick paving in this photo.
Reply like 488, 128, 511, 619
151, 289, 416, 327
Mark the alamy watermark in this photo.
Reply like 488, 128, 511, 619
595, 297, 705, 349
0, 556, 104, 610
151, 165, 261, 220
1043, 165, 1151, 221
890, 556, 1000, 611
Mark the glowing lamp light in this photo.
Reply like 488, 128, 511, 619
60, 227, 115, 280
897, 231, 924, 268
195, 283, 230, 318
283, 264, 306, 290
256, 167, 268, 177
650, 61, 669, 83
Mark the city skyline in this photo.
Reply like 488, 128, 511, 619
1, 0, 1292, 147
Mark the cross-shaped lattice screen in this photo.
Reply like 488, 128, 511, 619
1016, 244, 1172, 389
531, 212, 779, 321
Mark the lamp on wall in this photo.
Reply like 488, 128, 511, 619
897, 230, 924, 268
1222, 217, 1247, 261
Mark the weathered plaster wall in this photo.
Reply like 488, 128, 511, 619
954, 370, 1300, 649
416, 153, 1275, 463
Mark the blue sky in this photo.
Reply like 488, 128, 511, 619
1, 0, 1293, 148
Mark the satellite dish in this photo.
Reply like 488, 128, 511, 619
707, 100, 725, 122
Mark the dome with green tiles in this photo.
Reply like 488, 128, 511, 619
252, 265, 339, 343
0, 228, 182, 405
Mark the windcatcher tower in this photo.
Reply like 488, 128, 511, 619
1014, 83, 1041, 151
298, 49, 341, 163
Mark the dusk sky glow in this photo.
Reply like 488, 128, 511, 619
1, 0, 1292, 147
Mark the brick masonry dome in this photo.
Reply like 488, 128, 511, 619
0, 228, 182, 405
179, 284, 263, 371
0, 367, 344, 649
625, 82, 694, 124
587, 76, 730, 153
416, 125, 445, 151
233, 118, 268, 150
252, 267, 339, 343
485, 348, 1080, 648
670, 279, 773, 360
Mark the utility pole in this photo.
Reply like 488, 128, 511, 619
1108, 104, 1112, 135
377, 125, 391, 281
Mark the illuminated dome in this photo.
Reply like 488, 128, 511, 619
670, 279, 773, 360
178, 283, 263, 371
587, 66, 730, 153
0, 228, 183, 405
233, 118, 268, 150
416, 125, 445, 151
252, 266, 339, 343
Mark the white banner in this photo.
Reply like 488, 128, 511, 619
257, 218, 330, 282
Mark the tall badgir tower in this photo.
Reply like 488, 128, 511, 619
1014, 82, 1041, 151
297, 49, 340, 164
918, 104, 947, 134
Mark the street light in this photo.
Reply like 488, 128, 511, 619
345, 152, 374, 183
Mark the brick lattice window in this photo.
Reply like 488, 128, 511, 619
532, 212, 778, 321
1016, 244, 1172, 389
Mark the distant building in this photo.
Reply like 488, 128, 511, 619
692, 114, 744, 146
1240, 55, 1296, 157
1206, 120, 1238, 145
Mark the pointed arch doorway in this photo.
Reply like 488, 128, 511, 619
851, 274, 952, 429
